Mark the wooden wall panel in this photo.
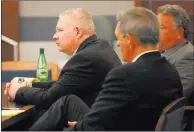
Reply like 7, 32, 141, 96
2, 1, 19, 61
2, 42, 14, 61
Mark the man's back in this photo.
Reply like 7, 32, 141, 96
122, 52, 183, 130
78, 52, 183, 130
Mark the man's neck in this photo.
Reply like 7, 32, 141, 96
72, 33, 94, 55
130, 46, 158, 62
163, 38, 184, 51
76, 33, 94, 48
170, 39, 184, 48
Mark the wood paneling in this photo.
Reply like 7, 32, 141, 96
2, 1, 19, 41
2, 42, 14, 61
2, 1, 19, 61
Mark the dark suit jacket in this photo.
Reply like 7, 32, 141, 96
15, 35, 121, 107
71, 52, 183, 131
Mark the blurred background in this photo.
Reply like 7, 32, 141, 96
2, 0, 193, 71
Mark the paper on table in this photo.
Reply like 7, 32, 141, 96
12, 77, 40, 83
2, 110, 25, 116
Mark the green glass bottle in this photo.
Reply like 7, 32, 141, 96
36, 48, 48, 82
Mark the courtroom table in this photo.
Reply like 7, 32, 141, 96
1, 83, 35, 130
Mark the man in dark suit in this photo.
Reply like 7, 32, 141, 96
4, 8, 121, 108
29, 7, 183, 131
157, 5, 194, 130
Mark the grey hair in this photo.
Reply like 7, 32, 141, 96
157, 5, 190, 38
117, 7, 160, 47
59, 8, 95, 33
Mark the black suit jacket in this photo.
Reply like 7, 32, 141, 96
71, 52, 183, 131
15, 35, 121, 107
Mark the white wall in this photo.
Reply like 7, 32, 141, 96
20, 1, 134, 17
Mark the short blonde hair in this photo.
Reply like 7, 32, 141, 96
59, 8, 95, 33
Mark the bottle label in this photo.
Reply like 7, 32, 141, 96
37, 69, 48, 82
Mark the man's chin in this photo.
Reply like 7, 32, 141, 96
57, 48, 63, 52
57, 47, 73, 55
121, 57, 128, 63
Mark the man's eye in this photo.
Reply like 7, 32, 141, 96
56, 28, 63, 32
58, 29, 63, 32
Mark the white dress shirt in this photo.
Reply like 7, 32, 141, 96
73, 47, 79, 56
132, 50, 158, 62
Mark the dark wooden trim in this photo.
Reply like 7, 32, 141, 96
2, 41, 14, 61
134, 0, 142, 7
2, 1, 19, 61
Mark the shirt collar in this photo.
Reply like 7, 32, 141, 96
132, 50, 158, 62
73, 47, 79, 56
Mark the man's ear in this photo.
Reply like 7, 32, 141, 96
176, 27, 184, 37
125, 34, 137, 48
75, 27, 83, 38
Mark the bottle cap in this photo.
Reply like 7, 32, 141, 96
40, 48, 44, 54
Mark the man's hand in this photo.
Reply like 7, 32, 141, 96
8, 81, 28, 101
27, 81, 32, 87
68, 121, 77, 127
4, 82, 12, 100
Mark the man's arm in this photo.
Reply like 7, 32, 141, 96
32, 81, 56, 88
15, 57, 93, 108
72, 67, 139, 131
175, 52, 194, 97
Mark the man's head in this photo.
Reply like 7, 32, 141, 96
53, 8, 95, 55
115, 7, 159, 62
157, 5, 190, 51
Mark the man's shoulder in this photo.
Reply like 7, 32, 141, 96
76, 39, 120, 63
81, 38, 111, 53
66, 53, 91, 66
165, 42, 193, 63
175, 42, 193, 62
177, 42, 193, 54
108, 63, 134, 76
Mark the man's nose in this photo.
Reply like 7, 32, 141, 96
116, 41, 120, 47
53, 33, 57, 40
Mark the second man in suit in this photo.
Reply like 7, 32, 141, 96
157, 5, 194, 130
157, 4, 194, 100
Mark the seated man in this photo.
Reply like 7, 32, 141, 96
157, 5, 194, 130
29, 7, 183, 131
157, 4, 194, 101
4, 8, 121, 108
